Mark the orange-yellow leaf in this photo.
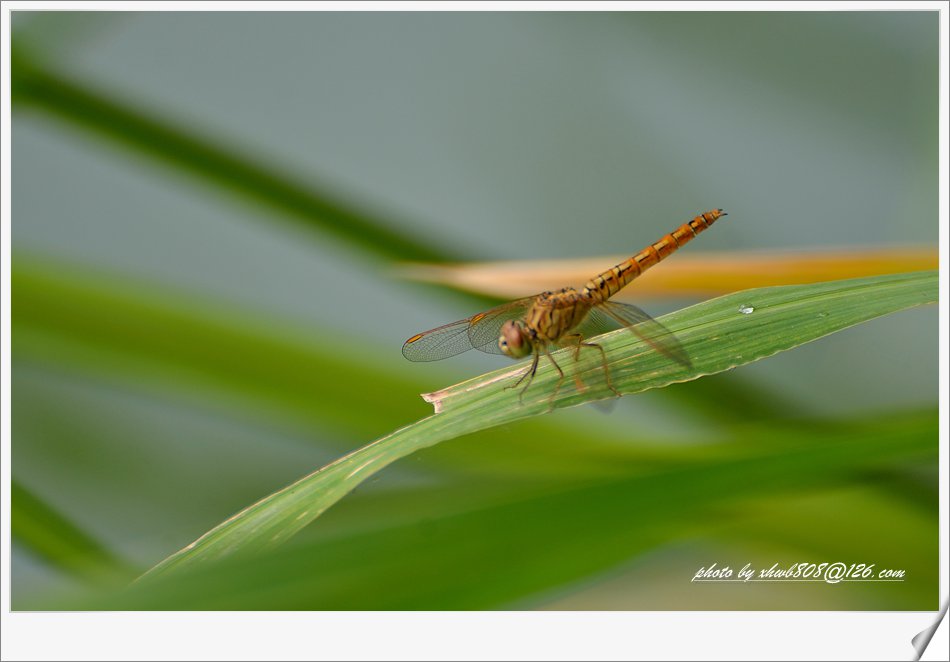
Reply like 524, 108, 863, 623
399, 247, 936, 301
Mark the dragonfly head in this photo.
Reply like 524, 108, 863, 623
499, 320, 533, 359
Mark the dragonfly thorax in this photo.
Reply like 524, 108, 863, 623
498, 320, 534, 359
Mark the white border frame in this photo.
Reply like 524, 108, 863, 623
2, 2, 946, 661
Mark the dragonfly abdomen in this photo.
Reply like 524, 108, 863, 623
583, 209, 725, 301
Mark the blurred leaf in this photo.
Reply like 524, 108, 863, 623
13, 257, 814, 482
12, 481, 137, 585
12, 258, 434, 442
544, 476, 938, 611
858, 465, 941, 514
399, 247, 938, 301
709, 484, 939, 610
140, 271, 936, 580
86, 408, 935, 609
12, 12, 127, 64
655, 371, 799, 425
10, 49, 454, 264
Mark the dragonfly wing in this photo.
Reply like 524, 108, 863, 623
568, 307, 617, 340
587, 301, 692, 369
402, 298, 533, 362
403, 317, 482, 362
466, 297, 534, 355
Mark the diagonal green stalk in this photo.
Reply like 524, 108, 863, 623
140, 271, 937, 580
10, 49, 453, 264
12, 481, 138, 585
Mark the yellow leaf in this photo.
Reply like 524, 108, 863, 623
399, 247, 937, 301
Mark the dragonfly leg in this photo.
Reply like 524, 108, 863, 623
505, 351, 540, 403
582, 340, 621, 397
565, 333, 620, 397
563, 334, 592, 393
542, 347, 566, 407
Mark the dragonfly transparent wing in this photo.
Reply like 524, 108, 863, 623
402, 298, 533, 362
465, 297, 534, 355
582, 301, 692, 369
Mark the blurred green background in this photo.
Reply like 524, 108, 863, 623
10, 11, 938, 610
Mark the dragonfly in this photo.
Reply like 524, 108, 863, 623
403, 209, 727, 399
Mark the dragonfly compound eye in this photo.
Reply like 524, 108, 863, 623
499, 321, 532, 359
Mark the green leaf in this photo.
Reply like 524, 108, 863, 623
84, 408, 935, 609
12, 258, 435, 442
140, 271, 936, 580
10, 49, 454, 264
427, 271, 937, 415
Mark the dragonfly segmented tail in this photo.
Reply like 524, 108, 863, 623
402, 208, 728, 401
584, 209, 726, 302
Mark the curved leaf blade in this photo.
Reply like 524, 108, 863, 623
142, 271, 937, 580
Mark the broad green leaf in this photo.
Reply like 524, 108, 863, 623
83, 408, 934, 609
140, 271, 936, 580
425, 271, 936, 415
